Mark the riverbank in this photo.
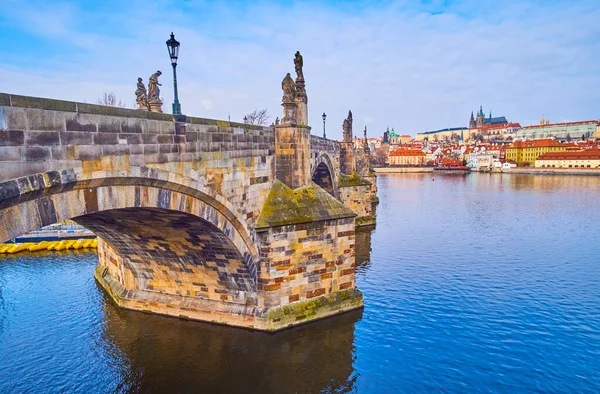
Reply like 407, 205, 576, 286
502, 168, 600, 176
373, 167, 433, 173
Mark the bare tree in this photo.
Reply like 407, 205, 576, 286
97, 92, 126, 108
244, 109, 270, 126
371, 146, 388, 167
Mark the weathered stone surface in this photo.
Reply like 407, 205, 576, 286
0, 130, 24, 146
255, 180, 354, 229
0, 92, 376, 331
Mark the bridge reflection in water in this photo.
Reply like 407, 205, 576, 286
101, 295, 362, 393
98, 224, 374, 393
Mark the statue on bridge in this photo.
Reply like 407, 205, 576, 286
343, 111, 353, 142
281, 73, 297, 125
135, 77, 148, 110
294, 51, 307, 104
363, 126, 370, 151
147, 70, 163, 113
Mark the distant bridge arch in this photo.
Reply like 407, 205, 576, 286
311, 153, 337, 196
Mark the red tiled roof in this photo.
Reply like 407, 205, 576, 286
509, 139, 572, 149
537, 149, 600, 160
389, 149, 426, 157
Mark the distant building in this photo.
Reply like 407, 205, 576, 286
505, 139, 573, 166
519, 120, 599, 140
469, 106, 508, 129
388, 149, 426, 166
535, 149, 600, 168
415, 127, 469, 142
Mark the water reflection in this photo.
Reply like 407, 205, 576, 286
100, 290, 362, 393
355, 225, 374, 273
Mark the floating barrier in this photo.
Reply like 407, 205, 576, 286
0, 238, 98, 254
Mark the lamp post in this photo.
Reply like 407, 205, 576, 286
322, 112, 327, 139
166, 32, 181, 116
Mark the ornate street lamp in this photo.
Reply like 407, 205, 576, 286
322, 112, 327, 139
166, 32, 181, 116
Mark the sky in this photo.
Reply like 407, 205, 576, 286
1, 0, 599, 140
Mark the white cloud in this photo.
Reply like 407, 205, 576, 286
1, 0, 599, 140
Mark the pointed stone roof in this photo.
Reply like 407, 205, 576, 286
255, 180, 355, 230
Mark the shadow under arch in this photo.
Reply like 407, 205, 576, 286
77, 207, 256, 303
0, 170, 260, 288
311, 154, 336, 196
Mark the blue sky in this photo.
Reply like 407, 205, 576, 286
1, 0, 599, 140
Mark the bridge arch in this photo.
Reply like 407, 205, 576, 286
0, 167, 260, 305
311, 153, 337, 196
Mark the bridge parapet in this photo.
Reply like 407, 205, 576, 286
0, 52, 375, 330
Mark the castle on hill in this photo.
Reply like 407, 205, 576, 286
469, 106, 508, 129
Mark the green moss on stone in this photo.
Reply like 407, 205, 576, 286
338, 172, 372, 187
10, 95, 77, 112
355, 216, 376, 227
0, 93, 10, 107
255, 180, 355, 229
261, 288, 364, 321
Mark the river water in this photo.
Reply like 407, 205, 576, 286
1, 174, 599, 393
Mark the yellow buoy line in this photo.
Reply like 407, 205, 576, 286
0, 238, 98, 254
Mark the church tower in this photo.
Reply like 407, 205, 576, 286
476, 105, 485, 127
469, 111, 475, 129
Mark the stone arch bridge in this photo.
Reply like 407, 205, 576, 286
0, 89, 376, 331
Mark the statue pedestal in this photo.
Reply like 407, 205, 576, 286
296, 101, 308, 126
148, 100, 163, 113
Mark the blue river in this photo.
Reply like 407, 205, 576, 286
1, 173, 599, 393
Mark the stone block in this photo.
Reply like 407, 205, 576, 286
97, 121, 121, 134
102, 145, 130, 156
25, 131, 60, 145
157, 134, 174, 144
27, 109, 67, 131
95, 132, 119, 145
24, 146, 50, 161
0, 130, 24, 146
130, 144, 143, 154
121, 119, 144, 134
10, 95, 76, 112
143, 145, 158, 154
66, 117, 97, 133
0, 146, 21, 161
3, 107, 27, 130
75, 145, 102, 160
119, 133, 142, 144
60, 131, 94, 145
142, 134, 158, 144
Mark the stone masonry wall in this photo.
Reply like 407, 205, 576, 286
338, 184, 375, 226
274, 125, 311, 189
0, 93, 275, 237
256, 217, 356, 309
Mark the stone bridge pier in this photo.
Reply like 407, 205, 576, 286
0, 53, 375, 331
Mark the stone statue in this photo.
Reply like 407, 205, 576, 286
275, 117, 280, 125
281, 73, 297, 125
282, 73, 296, 103
147, 71, 163, 113
343, 110, 353, 142
294, 51, 307, 104
148, 71, 162, 102
363, 126, 370, 150
135, 77, 148, 110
